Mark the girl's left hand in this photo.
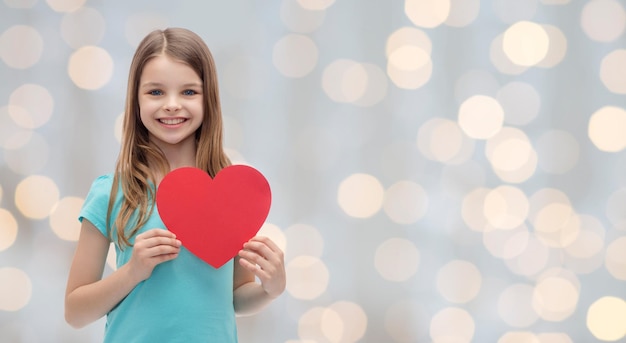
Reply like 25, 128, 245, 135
238, 236, 286, 298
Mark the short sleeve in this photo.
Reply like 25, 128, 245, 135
79, 174, 114, 240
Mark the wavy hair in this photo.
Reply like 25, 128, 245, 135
107, 28, 230, 248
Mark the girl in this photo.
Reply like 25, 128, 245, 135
65, 28, 286, 342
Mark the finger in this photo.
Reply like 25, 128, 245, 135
152, 251, 179, 265
140, 235, 182, 248
247, 236, 281, 253
145, 244, 181, 258
238, 249, 278, 276
137, 228, 177, 240
242, 240, 282, 264
238, 256, 268, 277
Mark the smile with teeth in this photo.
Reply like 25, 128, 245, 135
159, 118, 186, 125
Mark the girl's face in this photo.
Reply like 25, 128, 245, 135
138, 54, 203, 152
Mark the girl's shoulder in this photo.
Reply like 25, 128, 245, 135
88, 173, 115, 192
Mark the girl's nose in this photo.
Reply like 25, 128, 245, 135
163, 98, 181, 112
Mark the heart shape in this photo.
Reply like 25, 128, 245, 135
156, 165, 271, 268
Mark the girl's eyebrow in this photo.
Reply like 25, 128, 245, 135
140, 82, 202, 89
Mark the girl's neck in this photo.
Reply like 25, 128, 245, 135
153, 140, 197, 182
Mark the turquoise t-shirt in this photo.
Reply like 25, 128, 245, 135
79, 174, 238, 343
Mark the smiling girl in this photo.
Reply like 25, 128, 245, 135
64, 28, 285, 342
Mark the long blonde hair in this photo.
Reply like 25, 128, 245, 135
107, 28, 230, 248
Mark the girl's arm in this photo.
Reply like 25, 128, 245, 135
233, 236, 286, 316
64, 220, 181, 328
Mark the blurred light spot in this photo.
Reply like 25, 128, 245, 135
458, 95, 504, 139
445, 0, 480, 27
106, 242, 117, 270
491, 138, 533, 171
0, 106, 33, 150
497, 82, 540, 126
486, 127, 538, 183
298, 307, 341, 342
0, 208, 18, 252
286, 255, 329, 300
14, 175, 59, 220
498, 283, 539, 327
492, 0, 538, 24
581, 0, 626, 42
389, 45, 430, 71
532, 276, 579, 321
532, 202, 572, 235
353, 63, 388, 107
114, 112, 123, 143
9, 84, 54, 129
532, 203, 580, 248
454, 70, 499, 103
337, 173, 384, 218
125, 12, 169, 47
504, 234, 550, 277
0, 25, 43, 69
387, 49, 433, 89
323, 60, 386, 106
257, 222, 286, 253
605, 237, 626, 281
498, 332, 539, 343
536, 25, 568, 68
60, 7, 106, 49
528, 188, 571, 221
600, 49, 626, 94
503, 21, 549, 67
490, 34, 528, 75
537, 333, 573, 343
536, 130, 579, 174
606, 188, 626, 230
564, 215, 605, 259
589, 106, 626, 152
587, 296, 626, 341
297, 0, 335, 10
328, 301, 367, 343
484, 185, 529, 230
4, 0, 37, 8
462, 188, 490, 232
68, 46, 114, 90
225, 149, 246, 165
418, 118, 474, 164
386, 300, 429, 342
383, 181, 428, 224
405, 0, 451, 28
273, 34, 318, 78
4, 131, 49, 175
0, 267, 32, 311
386, 27, 432, 57
483, 225, 529, 259
285, 224, 324, 258
429, 307, 474, 342
436, 260, 482, 303
280, 0, 325, 33
375, 238, 419, 282
49, 196, 83, 241
222, 55, 269, 100
45, 0, 85, 12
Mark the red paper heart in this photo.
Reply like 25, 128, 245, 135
156, 165, 271, 268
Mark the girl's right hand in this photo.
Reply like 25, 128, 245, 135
128, 228, 181, 282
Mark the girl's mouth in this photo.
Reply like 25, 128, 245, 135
159, 118, 186, 125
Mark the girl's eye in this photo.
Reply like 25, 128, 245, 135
149, 90, 163, 96
182, 90, 197, 96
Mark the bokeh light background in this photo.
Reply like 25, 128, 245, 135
1, 0, 626, 342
